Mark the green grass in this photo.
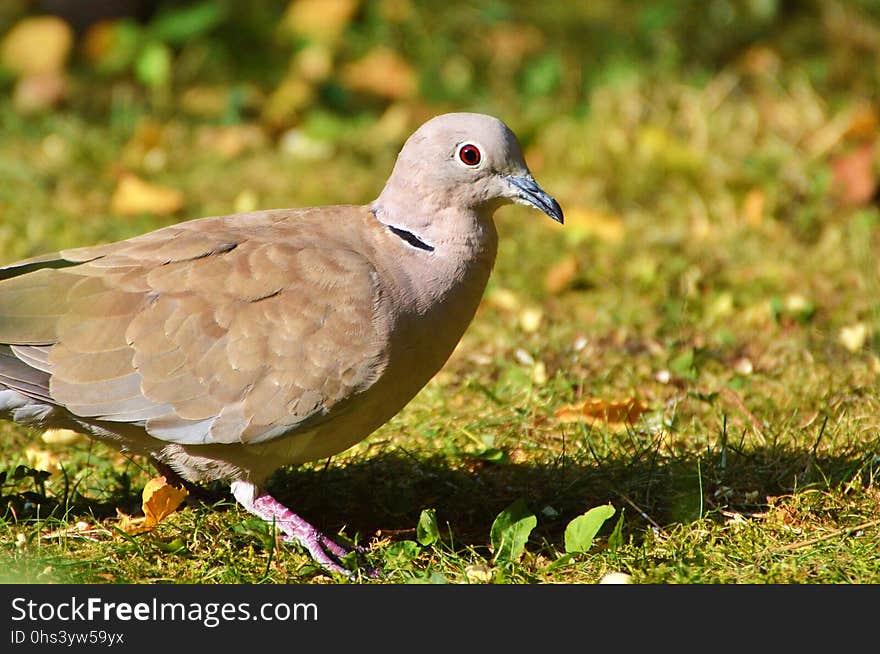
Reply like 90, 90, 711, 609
1, 1, 879, 583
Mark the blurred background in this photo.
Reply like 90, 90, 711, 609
1, 1, 880, 583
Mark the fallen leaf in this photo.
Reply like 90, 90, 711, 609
544, 255, 578, 294
282, 0, 360, 43
555, 397, 648, 429
25, 446, 59, 473
142, 476, 188, 528
532, 360, 547, 385
742, 188, 766, 227
844, 103, 879, 142
518, 307, 543, 333
12, 72, 67, 113
115, 477, 189, 535
839, 322, 869, 353
564, 504, 616, 553
486, 287, 521, 312
831, 143, 877, 207
111, 174, 184, 216
490, 499, 536, 564
341, 47, 417, 100
0, 16, 74, 76
41, 428, 86, 446
196, 124, 266, 159
563, 207, 625, 244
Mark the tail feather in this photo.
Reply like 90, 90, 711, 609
0, 345, 52, 403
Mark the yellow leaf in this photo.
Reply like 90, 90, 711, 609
555, 397, 648, 430
532, 361, 548, 385
486, 287, 521, 312
110, 174, 184, 216
341, 47, 417, 100
0, 16, 73, 77
519, 307, 543, 334
544, 255, 578, 294
839, 323, 869, 353
141, 476, 188, 528
41, 428, 86, 446
25, 446, 58, 473
742, 188, 766, 227
563, 207, 625, 244
282, 0, 360, 43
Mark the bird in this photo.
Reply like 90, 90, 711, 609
0, 112, 563, 575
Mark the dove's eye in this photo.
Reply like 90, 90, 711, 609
457, 143, 482, 167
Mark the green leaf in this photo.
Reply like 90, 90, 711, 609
135, 42, 172, 88
490, 499, 537, 563
564, 504, 616, 554
477, 447, 507, 463
416, 508, 440, 546
149, 1, 227, 44
607, 508, 626, 552
384, 540, 420, 565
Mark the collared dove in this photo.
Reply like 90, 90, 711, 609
0, 112, 562, 575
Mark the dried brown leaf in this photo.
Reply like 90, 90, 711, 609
555, 397, 648, 429
142, 477, 188, 528
742, 188, 766, 227
341, 47, 417, 100
110, 174, 184, 216
12, 72, 67, 113
544, 255, 578, 295
831, 143, 877, 207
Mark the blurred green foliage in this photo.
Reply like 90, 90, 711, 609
3, 0, 880, 122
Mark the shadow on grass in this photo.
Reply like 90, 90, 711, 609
2, 437, 876, 555
262, 439, 878, 551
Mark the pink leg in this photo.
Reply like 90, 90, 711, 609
231, 480, 363, 576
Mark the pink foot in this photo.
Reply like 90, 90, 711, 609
231, 480, 372, 577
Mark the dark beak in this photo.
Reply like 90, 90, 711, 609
505, 174, 564, 224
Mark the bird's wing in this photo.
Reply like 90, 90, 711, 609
0, 209, 389, 445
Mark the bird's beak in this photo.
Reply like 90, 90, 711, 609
505, 174, 564, 224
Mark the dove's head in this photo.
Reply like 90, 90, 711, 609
373, 113, 563, 240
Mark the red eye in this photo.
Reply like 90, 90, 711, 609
458, 143, 481, 166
